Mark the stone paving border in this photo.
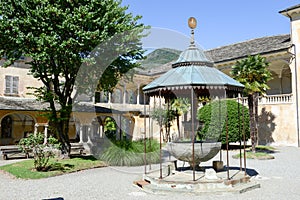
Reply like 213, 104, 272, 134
0, 146, 300, 200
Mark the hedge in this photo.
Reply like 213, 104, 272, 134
197, 99, 250, 144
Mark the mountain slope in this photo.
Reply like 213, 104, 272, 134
140, 48, 181, 69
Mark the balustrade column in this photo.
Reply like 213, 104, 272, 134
79, 126, 83, 143
260, 96, 267, 104
108, 93, 112, 103
123, 85, 127, 104
34, 123, 39, 135
137, 84, 140, 105
87, 124, 92, 143
99, 125, 103, 138
43, 124, 48, 144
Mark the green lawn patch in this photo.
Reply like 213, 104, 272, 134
0, 155, 106, 179
254, 145, 277, 153
232, 151, 275, 160
232, 145, 276, 160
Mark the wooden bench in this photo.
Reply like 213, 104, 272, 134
70, 143, 85, 155
0, 146, 31, 160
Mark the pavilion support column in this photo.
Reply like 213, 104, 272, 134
191, 87, 196, 181
119, 115, 123, 140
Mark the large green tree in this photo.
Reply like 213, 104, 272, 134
231, 54, 272, 152
0, 0, 146, 154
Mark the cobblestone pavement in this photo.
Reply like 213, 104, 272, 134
1, 146, 300, 200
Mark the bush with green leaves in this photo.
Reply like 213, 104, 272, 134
100, 139, 160, 166
19, 133, 61, 171
151, 107, 176, 142
197, 99, 250, 144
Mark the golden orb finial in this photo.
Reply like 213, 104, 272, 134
188, 17, 197, 29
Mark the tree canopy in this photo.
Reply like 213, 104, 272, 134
0, 0, 147, 153
231, 54, 272, 96
231, 54, 272, 152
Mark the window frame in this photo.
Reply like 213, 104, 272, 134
4, 75, 19, 95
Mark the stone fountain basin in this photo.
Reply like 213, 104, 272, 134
167, 141, 221, 166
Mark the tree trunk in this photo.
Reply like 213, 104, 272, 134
248, 94, 257, 153
46, 85, 72, 157
254, 93, 259, 146
56, 119, 71, 158
162, 125, 166, 142
168, 123, 171, 142
55, 103, 72, 158
164, 123, 170, 142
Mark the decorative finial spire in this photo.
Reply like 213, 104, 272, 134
188, 17, 197, 47
188, 17, 197, 29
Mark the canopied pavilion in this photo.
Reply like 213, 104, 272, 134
143, 17, 244, 181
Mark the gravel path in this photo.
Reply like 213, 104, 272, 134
1, 146, 300, 200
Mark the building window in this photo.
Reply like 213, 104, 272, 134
5, 75, 19, 95
112, 89, 122, 103
126, 90, 137, 104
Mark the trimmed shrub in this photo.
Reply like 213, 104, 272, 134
197, 99, 250, 144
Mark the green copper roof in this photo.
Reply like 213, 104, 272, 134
143, 65, 244, 92
143, 38, 244, 94
175, 45, 211, 63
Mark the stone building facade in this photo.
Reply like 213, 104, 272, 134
1, 4, 300, 149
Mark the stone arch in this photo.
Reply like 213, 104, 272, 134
0, 112, 36, 145
103, 116, 117, 140
87, 116, 106, 140
219, 58, 292, 95
120, 115, 135, 140
101, 115, 135, 140
96, 116, 105, 138
1, 115, 12, 139
267, 59, 291, 95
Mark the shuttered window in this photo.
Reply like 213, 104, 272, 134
5, 75, 19, 95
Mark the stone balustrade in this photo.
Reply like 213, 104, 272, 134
238, 94, 293, 105
260, 94, 293, 104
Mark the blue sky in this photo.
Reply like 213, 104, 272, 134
121, 0, 299, 50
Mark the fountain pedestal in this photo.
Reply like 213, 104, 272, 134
167, 141, 221, 170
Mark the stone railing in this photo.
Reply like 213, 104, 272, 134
239, 94, 293, 105
99, 94, 293, 111
259, 94, 293, 104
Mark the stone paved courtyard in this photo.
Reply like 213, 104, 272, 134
1, 146, 300, 200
